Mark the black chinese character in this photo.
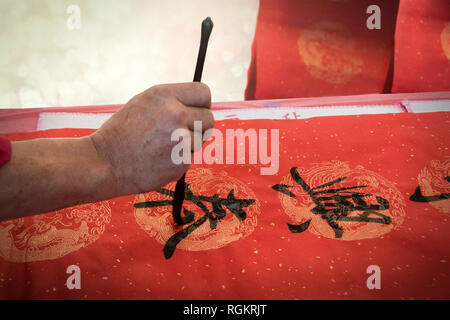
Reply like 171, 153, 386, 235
410, 176, 450, 203
273, 167, 391, 238
134, 185, 256, 259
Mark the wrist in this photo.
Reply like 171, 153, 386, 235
78, 136, 119, 202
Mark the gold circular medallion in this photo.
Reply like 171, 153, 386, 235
414, 158, 450, 214
297, 21, 364, 84
134, 168, 260, 256
440, 22, 450, 60
0, 202, 111, 262
276, 161, 405, 240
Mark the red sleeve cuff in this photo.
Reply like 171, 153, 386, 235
0, 136, 12, 167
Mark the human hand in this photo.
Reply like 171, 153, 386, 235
89, 82, 214, 196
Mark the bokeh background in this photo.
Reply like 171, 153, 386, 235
0, 0, 259, 108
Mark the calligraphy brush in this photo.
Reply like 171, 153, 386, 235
172, 17, 214, 225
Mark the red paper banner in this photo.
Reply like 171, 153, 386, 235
0, 111, 449, 299
245, 0, 399, 100
392, 0, 450, 93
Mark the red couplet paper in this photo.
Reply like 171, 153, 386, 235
245, 0, 399, 100
392, 0, 450, 93
0, 111, 449, 299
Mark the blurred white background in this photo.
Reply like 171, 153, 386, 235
0, 0, 259, 108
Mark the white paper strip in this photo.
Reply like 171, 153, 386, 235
37, 105, 404, 130
38, 112, 114, 130
212, 105, 403, 120
403, 100, 450, 113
